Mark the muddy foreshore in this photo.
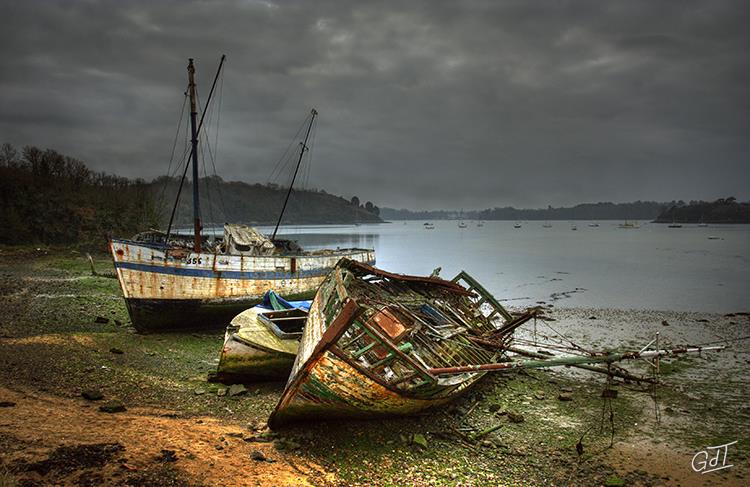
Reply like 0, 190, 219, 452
0, 246, 747, 486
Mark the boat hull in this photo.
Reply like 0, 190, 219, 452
215, 333, 296, 382
124, 296, 309, 332
269, 348, 461, 426
269, 275, 487, 427
110, 239, 374, 332
215, 305, 303, 381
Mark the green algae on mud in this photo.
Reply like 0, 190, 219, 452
1, 246, 747, 486
294, 370, 647, 486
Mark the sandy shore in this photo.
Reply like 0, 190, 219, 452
0, 247, 747, 486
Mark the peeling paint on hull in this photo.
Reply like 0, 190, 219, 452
215, 336, 295, 382
270, 350, 464, 425
109, 239, 375, 332
215, 305, 302, 381
268, 261, 501, 428
124, 297, 279, 332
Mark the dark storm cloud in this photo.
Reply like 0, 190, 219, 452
1, 0, 748, 209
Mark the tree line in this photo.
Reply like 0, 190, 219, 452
380, 201, 667, 221
157, 176, 382, 228
0, 143, 158, 247
0, 143, 384, 247
653, 197, 750, 223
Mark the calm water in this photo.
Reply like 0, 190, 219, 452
252, 221, 749, 313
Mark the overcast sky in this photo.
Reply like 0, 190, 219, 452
1, 1, 748, 209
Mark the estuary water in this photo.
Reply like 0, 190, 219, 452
258, 220, 749, 313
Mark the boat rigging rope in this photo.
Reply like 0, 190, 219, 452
267, 116, 309, 185
301, 117, 317, 191
199, 134, 229, 224
195, 90, 228, 232
200, 131, 229, 230
537, 318, 593, 355
198, 136, 215, 237
165, 55, 226, 246
285, 118, 317, 214
156, 90, 188, 215
512, 337, 590, 356
213, 67, 223, 171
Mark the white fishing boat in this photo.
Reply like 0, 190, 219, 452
110, 57, 374, 332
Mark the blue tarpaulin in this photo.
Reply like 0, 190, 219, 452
261, 290, 311, 311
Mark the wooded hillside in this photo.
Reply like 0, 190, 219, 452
0, 143, 382, 246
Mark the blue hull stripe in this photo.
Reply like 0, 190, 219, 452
114, 260, 375, 280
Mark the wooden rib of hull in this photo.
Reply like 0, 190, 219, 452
269, 350, 463, 426
109, 239, 374, 331
269, 288, 483, 427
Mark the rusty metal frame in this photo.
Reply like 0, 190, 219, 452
342, 259, 472, 295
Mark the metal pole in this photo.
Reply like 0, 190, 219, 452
427, 345, 726, 376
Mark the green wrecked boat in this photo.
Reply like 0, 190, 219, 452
268, 259, 538, 426
215, 292, 311, 382
268, 259, 726, 427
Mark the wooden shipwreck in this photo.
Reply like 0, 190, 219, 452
268, 259, 726, 427
268, 259, 536, 427
110, 56, 374, 332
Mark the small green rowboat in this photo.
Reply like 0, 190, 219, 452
215, 292, 311, 382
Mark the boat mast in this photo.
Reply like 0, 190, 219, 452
187, 59, 202, 252
271, 108, 318, 241
164, 55, 226, 251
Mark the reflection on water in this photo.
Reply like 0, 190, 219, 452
280, 232, 379, 252
262, 221, 750, 313
201, 226, 378, 251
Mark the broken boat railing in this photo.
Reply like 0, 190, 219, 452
452, 270, 514, 322
426, 345, 726, 376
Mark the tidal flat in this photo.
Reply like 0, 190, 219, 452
0, 246, 747, 486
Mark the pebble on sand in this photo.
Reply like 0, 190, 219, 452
81, 390, 104, 401
250, 450, 267, 461
507, 412, 525, 423
228, 384, 248, 397
99, 401, 127, 413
